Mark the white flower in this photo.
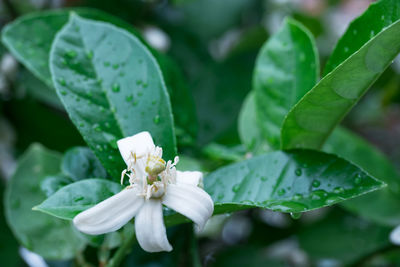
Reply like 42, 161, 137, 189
73, 131, 214, 252
390, 225, 400, 245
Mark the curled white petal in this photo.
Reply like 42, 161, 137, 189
135, 199, 172, 252
117, 131, 155, 165
162, 183, 214, 232
73, 187, 144, 235
390, 225, 400, 245
176, 171, 203, 187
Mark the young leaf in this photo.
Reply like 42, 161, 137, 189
204, 150, 385, 213
4, 144, 85, 260
238, 92, 270, 154
253, 18, 318, 149
324, 0, 400, 76
281, 17, 400, 150
49, 15, 176, 179
61, 147, 107, 180
34, 179, 123, 220
2, 9, 197, 142
1, 8, 142, 88
324, 127, 400, 226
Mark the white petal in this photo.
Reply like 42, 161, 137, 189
73, 187, 144, 235
135, 199, 172, 252
390, 225, 400, 245
162, 183, 214, 232
176, 171, 203, 187
117, 131, 155, 165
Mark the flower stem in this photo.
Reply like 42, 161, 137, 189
105, 231, 136, 267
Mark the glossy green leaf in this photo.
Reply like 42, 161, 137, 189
50, 15, 176, 179
1, 8, 142, 88
324, 127, 400, 226
61, 147, 107, 180
254, 18, 318, 148
299, 210, 391, 264
4, 144, 85, 260
204, 150, 385, 213
2, 9, 196, 142
324, 0, 400, 75
238, 92, 270, 154
34, 179, 123, 220
281, 16, 400, 150
40, 174, 74, 197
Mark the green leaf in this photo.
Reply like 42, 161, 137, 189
253, 18, 318, 149
204, 150, 385, 213
4, 144, 85, 260
40, 174, 74, 197
34, 179, 123, 220
281, 15, 400, 150
2, 9, 196, 142
1, 8, 142, 88
49, 15, 176, 179
238, 92, 269, 154
324, 127, 400, 226
299, 209, 391, 265
324, 0, 400, 76
61, 147, 107, 180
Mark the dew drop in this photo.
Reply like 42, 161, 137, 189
108, 155, 114, 161
217, 193, 224, 200
58, 78, 66, 86
112, 63, 119, 69
105, 122, 111, 129
93, 124, 102, 132
381, 15, 385, 21
112, 83, 120, 92
312, 179, 321, 188
104, 61, 110, 67
96, 145, 103, 152
60, 90, 67, 96
74, 196, 84, 202
136, 80, 142, 85
65, 50, 77, 58
370, 30, 375, 38
125, 95, 133, 102
119, 72, 125, 77
354, 173, 362, 185
143, 83, 148, 88
232, 184, 240, 192
293, 193, 303, 201
344, 47, 349, 53
353, 29, 357, 35
277, 188, 286, 196
295, 168, 302, 176
133, 100, 139, 106
153, 115, 160, 124
260, 176, 267, 182
333, 187, 344, 194
86, 50, 93, 59
290, 212, 302, 220
151, 100, 157, 105
79, 122, 85, 127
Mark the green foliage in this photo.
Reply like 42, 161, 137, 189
61, 147, 107, 180
34, 179, 122, 220
299, 210, 391, 264
324, 127, 400, 226
49, 15, 176, 179
253, 18, 318, 149
204, 150, 384, 213
4, 144, 85, 260
324, 0, 400, 75
281, 2, 400, 149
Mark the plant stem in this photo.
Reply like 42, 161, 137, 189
106, 232, 136, 267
